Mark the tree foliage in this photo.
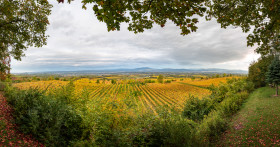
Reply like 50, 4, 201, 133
248, 55, 274, 88
0, 0, 52, 79
1, 0, 52, 60
157, 74, 163, 83
58, 0, 209, 35
2, 0, 279, 77
58, 0, 280, 55
209, 0, 280, 55
266, 56, 280, 95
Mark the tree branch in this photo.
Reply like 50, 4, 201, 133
0, 18, 24, 28
142, 0, 153, 17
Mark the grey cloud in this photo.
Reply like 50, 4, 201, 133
125, 20, 250, 65
11, 1, 256, 73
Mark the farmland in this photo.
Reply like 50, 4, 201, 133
13, 76, 236, 114
5, 74, 252, 146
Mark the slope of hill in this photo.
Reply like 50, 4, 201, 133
219, 87, 280, 146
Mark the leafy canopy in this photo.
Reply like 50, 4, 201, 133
266, 56, 280, 85
248, 55, 274, 88
2, 0, 279, 71
266, 56, 280, 95
0, 0, 52, 60
59, 0, 209, 35
157, 74, 164, 83
3, 0, 278, 62
209, 0, 280, 55
59, 0, 280, 55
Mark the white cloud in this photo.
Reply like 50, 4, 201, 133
11, 0, 257, 73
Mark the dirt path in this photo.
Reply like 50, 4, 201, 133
0, 92, 43, 147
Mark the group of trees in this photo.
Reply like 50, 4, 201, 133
266, 56, 280, 95
249, 54, 280, 95
248, 56, 274, 88
0, 0, 51, 80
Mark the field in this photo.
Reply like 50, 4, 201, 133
5, 75, 253, 146
13, 76, 235, 114
180, 77, 238, 87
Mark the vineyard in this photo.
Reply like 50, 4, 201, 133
13, 77, 235, 114
6, 76, 253, 146
180, 77, 238, 87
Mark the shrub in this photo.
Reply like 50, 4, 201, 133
182, 95, 213, 121
196, 111, 227, 145
0, 81, 8, 91
244, 80, 255, 92
164, 80, 172, 83
4, 86, 84, 146
217, 91, 249, 117
144, 79, 155, 83
131, 111, 197, 147
131, 90, 142, 97
111, 79, 116, 84
72, 110, 197, 147
209, 78, 253, 104
157, 75, 164, 83
183, 78, 254, 145
248, 55, 273, 88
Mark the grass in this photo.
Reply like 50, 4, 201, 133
218, 87, 280, 146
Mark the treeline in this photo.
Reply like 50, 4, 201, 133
248, 55, 274, 88
10, 73, 243, 84
4, 78, 254, 146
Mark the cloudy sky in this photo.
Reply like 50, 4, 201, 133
11, 0, 260, 73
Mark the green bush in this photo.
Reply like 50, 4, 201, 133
4, 86, 84, 146
196, 111, 227, 145
0, 81, 8, 91
194, 92, 249, 145
71, 110, 197, 147
131, 90, 142, 97
111, 79, 116, 84
182, 95, 213, 121
144, 79, 155, 83
217, 91, 249, 116
164, 80, 172, 83
131, 111, 197, 147
183, 78, 253, 122
248, 55, 273, 88
183, 78, 254, 145
209, 78, 253, 103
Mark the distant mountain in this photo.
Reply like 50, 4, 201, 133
14, 67, 247, 75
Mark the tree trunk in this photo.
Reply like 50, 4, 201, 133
276, 84, 278, 96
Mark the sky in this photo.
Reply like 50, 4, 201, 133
11, 0, 260, 73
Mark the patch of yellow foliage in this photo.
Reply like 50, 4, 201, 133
14, 77, 231, 114
180, 77, 237, 87
14, 80, 68, 91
